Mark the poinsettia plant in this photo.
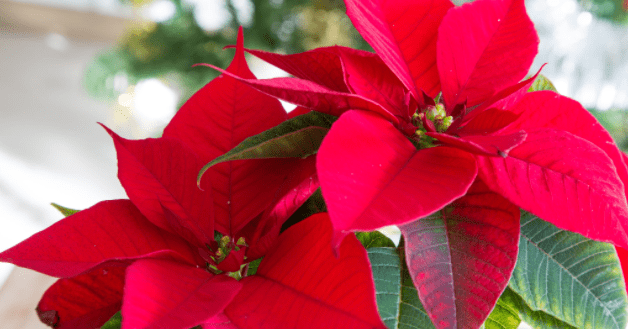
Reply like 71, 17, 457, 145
2, 0, 628, 328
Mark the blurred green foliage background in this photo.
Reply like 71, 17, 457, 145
83, 0, 628, 148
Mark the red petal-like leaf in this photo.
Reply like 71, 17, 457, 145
0, 200, 197, 278
122, 259, 242, 329
477, 128, 628, 248
164, 27, 287, 162
399, 179, 520, 328
224, 214, 385, 328
616, 246, 628, 295
37, 265, 125, 329
345, 0, 453, 98
243, 47, 350, 93
427, 130, 527, 157
334, 46, 408, 117
456, 108, 520, 136
438, 0, 539, 108
198, 63, 398, 124
246, 156, 319, 260
504, 91, 628, 207
317, 110, 477, 241
201, 312, 236, 329
163, 28, 290, 235
104, 126, 213, 247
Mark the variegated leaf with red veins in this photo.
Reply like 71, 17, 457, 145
477, 128, 628, 249
437, 0, 539, 108
223, 214, 386, 328
317, 110, 477, 244
122, 259, 242, 329
345, 0, 453, 98
37, 265, 125, 329
399, 179, 520, 328
0, 200, 197, 278
104, 126, 214, 247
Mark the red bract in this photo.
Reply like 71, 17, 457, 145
0, 29, 341, 328
198, 0, 628, 327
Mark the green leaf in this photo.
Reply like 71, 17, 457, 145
101, 311, 121, 329
246, 258, 262, 276
357, 231, 395, 249
509, 211, 627, 328
500, 288, 575, 329
51, 203, 80, 217
528, 74, 557, 92
367, 247, 434, 329
484, 290, 522, 329
198, 111, 337, 183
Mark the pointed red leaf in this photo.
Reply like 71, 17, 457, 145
224, 214, 385, 328
0, 200, 197, 278
246, 156, 319, 260
37, 265, 125, 329
504, 91, 628, 207
427, 130, 527, 157
122, 259, 242, 329
477, 128, 628, 248
345, 0, 453, 98
198, 63, 398, 124
163, 27, 287, 163
438, 0, 539, 108
104, 126, 213, 247
317, 110, 477, 241
399, 179, 520, 328
163, 29, 291, 235
243, 47, 350, 93
334, 46, 408, 117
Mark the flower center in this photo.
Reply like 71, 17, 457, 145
200, 234, 248, 279
410, 102, 453, 148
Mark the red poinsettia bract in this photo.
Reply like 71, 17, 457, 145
199, 0, 628, 327
0, 29, 383, 329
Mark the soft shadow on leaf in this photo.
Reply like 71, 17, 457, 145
510, 211, 627, 329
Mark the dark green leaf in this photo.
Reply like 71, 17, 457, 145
198, 111, 337, 183
500, 287, 575, 329
357, 231, 395, 249
510, 211, 627, 328
484, 289, 522, 329
367, 247, 434, 329
246, 258, 262, 276
528, 74, 557, 92
101, 311, 121, 329
51, 203, 80, 217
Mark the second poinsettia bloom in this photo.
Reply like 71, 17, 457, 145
207, 0, 628, 250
